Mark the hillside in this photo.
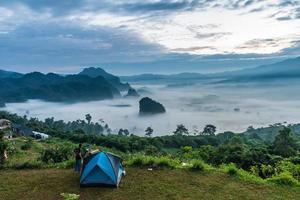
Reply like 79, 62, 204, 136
222, 56, 300, 78
0, 69, 23, 78
79, 67, 130, 91
243, 123, 300, 142
1, 168, 300, 200
0, 72, 121, 103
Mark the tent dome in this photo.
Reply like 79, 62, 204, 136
80, 152, 125, 187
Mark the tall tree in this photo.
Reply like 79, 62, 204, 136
272, 127, 298, 157
145, 127, 154, 137
118, 129, 124, 136
85, 114, 92, 124
123, 129, 130, 136
173, 124, 189, 135
202, 124, 217, 136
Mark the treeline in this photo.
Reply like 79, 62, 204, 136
1, 111, 300, 177
0, 111, 111, 135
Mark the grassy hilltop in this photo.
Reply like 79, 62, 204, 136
0, 137, 300, 200
1, 168, 300, 200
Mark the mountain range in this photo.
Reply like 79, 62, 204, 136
0, 68, 130, 106
0, 56, 299, 106
121, 56, 300, 83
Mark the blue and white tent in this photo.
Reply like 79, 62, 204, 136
80, 152, 125, 187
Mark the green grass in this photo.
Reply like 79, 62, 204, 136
1, 168, 300, 200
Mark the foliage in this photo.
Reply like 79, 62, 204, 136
20, 138, 33, 150
260, 164, 275, 179
202, 124, 217, 136
173, 124, 189, 135
267, 172, 299, 187
225, 163, 239, 176
275, 160, 300, 181
39, 142, 74, 164
189, 159, 205, 171
272, 127, 298, 157
145, 127, 153, 137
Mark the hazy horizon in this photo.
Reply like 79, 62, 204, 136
3, 79, 300, 136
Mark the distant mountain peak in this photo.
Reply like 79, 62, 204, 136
79, 67, 130, 91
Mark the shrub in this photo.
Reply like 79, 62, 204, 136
21, 139, 33, 150
145, 145, 159, 155
260, 164, 275, 178
275, 161, 300, 181
290, 156, 300, 165
267, 172, 299, 187
39, 143, 74, 164
189, 159, 205, 171
250, 166, 259, 176
222, 164, 265, 184
181, 146, 193, 153
128, 156, 144, 167
155, 156, 179, 169
226, 163, 238, 176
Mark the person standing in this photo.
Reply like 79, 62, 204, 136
74, 143, 82, 173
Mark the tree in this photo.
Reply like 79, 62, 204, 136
123, 129, 130, 136
247, 126, 255, 132
202, 124, 216, 136
272, 127, 298, 157
85, 114, 92, 124
118, 129, 124, 136
118, 129, 130, 136
145, 127, 153, 137
173, 124, 189, 135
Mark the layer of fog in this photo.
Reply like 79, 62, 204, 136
3, 80, 300, 136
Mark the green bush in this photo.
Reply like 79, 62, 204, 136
189, 159, 205, 171
275, 161, 300, 181
226, 163, 238, 176
222, 164, 265, 184
21, 139, 33, 150
145, 145, 159, 155
155, 156, 179, 169
128, 156, 144, 167
260, 164, 275, 179
39, 143, 74, 164
267, 172, 299, 186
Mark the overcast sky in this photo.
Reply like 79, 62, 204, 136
0, 0, 299, 74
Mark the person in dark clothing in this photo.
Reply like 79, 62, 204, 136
74, 143, 82, 173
